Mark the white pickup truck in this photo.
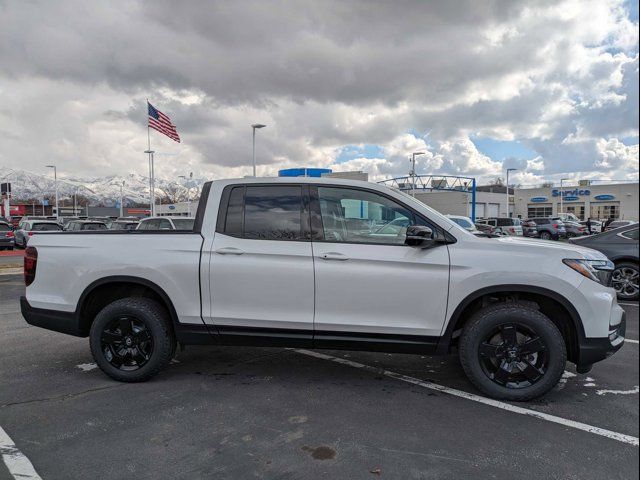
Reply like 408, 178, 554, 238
21, 177, 626, 400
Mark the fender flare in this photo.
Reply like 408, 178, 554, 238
437, 284, 585, 353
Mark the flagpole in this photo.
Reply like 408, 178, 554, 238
144, 99, 155, 216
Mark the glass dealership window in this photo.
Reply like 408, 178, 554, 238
527, 205, 552, 218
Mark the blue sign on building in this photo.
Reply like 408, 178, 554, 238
530, 196, 548, 203
594, 194, 615, 201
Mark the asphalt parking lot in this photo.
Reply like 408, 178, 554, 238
0, 273, 638, 479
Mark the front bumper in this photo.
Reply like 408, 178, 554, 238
576, 311, 626, 369
21, 296, 86, 337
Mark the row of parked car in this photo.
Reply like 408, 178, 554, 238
446, 213, 636, 241
0, 215, 195, 249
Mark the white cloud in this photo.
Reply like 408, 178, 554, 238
0, 0, 637, 186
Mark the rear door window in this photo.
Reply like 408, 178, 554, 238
244, 186, 303, 240
219, 185, 305, 241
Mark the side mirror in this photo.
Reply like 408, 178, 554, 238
405, 225, 436, 248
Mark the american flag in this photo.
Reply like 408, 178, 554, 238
148, 102, 180, 143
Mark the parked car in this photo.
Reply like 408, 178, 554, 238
21, 177, 626, 401
65, 220, 108, 231
529, 217, 567, 240
604, 220, 637, 232
14, 220, 62, 248
477, 217, 523, 236
137, 216, 195, 230
110, 220, 140, 231
521, 220, 538, 238
554, 219, 587, 238
570, 224, 639, 301
446, 215, 481, 234
580, 220, 603, 234
87, 216, 115, 228
0, 221, 15, 250
556, 212, 581, 223
474, 222, 496, 235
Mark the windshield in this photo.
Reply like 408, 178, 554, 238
32, 223, 62, 231
172, 218, 195, 230
82, 223, 107, 230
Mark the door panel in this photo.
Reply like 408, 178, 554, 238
208, 184, 314, 337
210, 233, 314, 330
313, 242, 450, 336
312, 185, 450, 337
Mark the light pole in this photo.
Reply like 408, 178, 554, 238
559, 178, 569, 215
251, 124, 266, 177
178, 172, 193, 216
144, 149, 155, 216
506, 168, 517, 218
119, 181, 125, 217
410, 152, 426, 195
45, 165, 58, 219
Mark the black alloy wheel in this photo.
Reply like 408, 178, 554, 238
478, 323, 549, 389
101, 316, 153, 370
459, 302, 566, 401
90, 297, 175, 382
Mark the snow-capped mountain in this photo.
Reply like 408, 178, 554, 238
0, 167, 206, 205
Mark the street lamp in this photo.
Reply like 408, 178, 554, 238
45, 165, 58, 219
251, 124, 267, 177
178, 172, 193, 216
119, 181, 125, 217
410, 152, 426, 195
506, 168, 517, 218
559, 178, 569, 215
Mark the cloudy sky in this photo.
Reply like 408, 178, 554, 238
1, 0, 638, 186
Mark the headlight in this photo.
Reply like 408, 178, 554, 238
563, 258, 614, 286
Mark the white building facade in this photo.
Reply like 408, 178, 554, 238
513, 182, 639, 221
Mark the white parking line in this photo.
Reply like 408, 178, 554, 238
626, 339, 639, 344
0, 426, 42, 480
294, 349, 639, 447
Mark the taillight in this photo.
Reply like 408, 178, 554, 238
552, 223, 559, 228
509, 227, 515, 233
24, 246, 38, 286
28, 232, 34, 236
6, 231, 14, 238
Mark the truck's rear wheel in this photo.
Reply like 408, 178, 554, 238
459, 303, 566, 401
89, 297, 175, 382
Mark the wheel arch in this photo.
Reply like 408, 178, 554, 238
439, 285, 585, 363
76, 276, 180, 336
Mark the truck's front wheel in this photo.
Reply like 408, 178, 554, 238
89, 297, 175, 382
459, 303, 566, 401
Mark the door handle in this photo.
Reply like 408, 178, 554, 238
214, 247, 245, 255
321, 252, 349, 261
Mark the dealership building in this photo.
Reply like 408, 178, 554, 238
513, 182, 639, 221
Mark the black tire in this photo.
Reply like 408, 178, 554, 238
459, 303, 566, 401
539, 231, 552, 240
90, 297, 175, 382
612, 262, 639, 301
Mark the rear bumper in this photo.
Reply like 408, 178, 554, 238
577, 311, 626, 368
20, 296, 86, 337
